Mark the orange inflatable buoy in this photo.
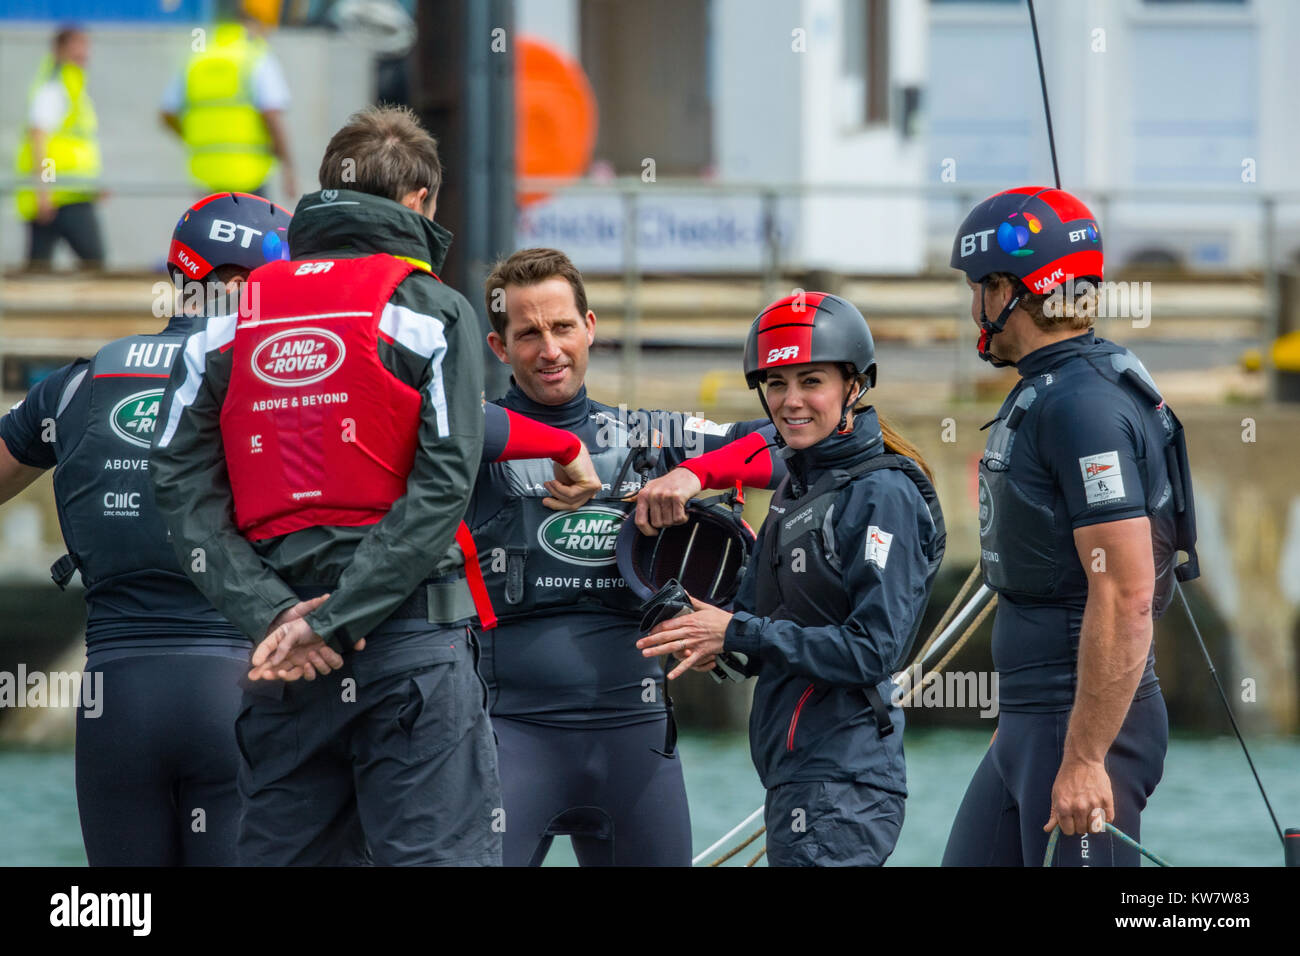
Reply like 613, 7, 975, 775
516, 36, 598, 207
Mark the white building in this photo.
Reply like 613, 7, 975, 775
926, 0, 1300, 269
517, 0, 931, 274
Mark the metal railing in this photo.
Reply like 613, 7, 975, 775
5, 177, 1298, 400
517, 177, 1300, 402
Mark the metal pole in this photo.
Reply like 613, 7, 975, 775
955, 190, 976, 403
621, 188, 640, 409
462, 0, 514, 402
0, 185, 7, 390
761, 188, 781, 306
1262, 194, 1279, 403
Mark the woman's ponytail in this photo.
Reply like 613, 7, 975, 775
845, 367, 935, 482
879, 416, 935, 483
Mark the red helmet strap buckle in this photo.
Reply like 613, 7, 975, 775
977, 279, 1020, 368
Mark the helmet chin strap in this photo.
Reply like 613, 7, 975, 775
837, 375, 863, 434
755, 384, 788, 450
978, 278, 1021, 369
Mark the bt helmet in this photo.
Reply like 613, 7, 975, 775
167, 192, 292, 284
950, 186, 1103, 366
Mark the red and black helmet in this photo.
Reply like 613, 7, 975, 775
950, 186, 1103, 294
951, 186, 1103, 366
167, 192, 292, 283
743, 292, 876, 390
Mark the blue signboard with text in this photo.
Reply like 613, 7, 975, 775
0, 1, 213, 21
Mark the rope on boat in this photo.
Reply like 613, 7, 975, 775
1043, 823, 1172, 867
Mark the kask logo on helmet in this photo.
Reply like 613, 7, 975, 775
537, 506, 626, 566
251, 328, 346, 387
109, 389, 165, 449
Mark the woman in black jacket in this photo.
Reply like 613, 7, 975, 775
637, 293, 945, 866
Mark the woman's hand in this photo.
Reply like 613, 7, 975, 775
626, 466, 703, 535
636, 596, 732, 679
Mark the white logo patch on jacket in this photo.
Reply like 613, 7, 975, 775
1078, 451, 1126, 505
865, 525, 893, 568
683, 415, 728, 437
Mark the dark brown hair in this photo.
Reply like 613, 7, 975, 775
318, 105, 442, 208
483, 247, 590, 337
54, 26, 84, 54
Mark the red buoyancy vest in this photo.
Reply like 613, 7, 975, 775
221, 254, 422, 540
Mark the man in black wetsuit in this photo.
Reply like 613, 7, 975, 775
941, 187, 1199, 867
0, 192, 293, 865
469, 247, 785, 866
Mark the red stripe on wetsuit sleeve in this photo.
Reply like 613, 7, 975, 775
678, 430, 773, 489
500, 409, 582, 464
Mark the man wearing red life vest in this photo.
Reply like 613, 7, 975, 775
150, 106, 596, 866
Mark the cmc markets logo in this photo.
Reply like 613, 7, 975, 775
537, 506, 625, 566
109, 389, 165, 448
251, 328, 346, 387
996, 211, 1042, 257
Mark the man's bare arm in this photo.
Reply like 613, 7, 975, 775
1067, 516, 1156, 763
0, 442, 46, 504
1045, 516, 1156, 835
261, 110, 297, 199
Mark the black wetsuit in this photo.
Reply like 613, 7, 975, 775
467, 383, 779, 866
943, 332, 1185, 866
0, 317, 249, 866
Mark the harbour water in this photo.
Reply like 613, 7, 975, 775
1, 730, 1295, 867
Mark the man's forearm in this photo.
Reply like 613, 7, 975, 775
1063, 589, 1153, 764
0, 443, 46, 503
302, 431, 479, 649
262, 111, 293, 166
29, 130, 51, 194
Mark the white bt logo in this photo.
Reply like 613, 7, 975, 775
209, 219, 263, 248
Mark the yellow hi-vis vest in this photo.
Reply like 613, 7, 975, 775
14, 58, 102, 221
179, 22, 275, 193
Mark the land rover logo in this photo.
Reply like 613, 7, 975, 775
537, 506, 626, 567
251, 328, 345, 387
977, 473, 994, 537
108, 389, 164, 449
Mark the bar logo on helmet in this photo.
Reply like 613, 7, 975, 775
109, 389, 165, 449
537, 506, 626, 566
767, 345, 800, 363
251, 328, 346, 387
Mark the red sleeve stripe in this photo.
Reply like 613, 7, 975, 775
500, 410, 582, 464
